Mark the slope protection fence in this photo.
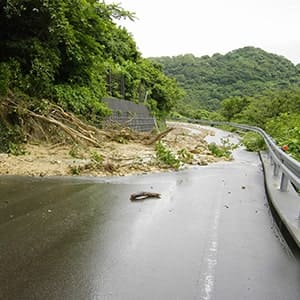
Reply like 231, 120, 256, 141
102, 98, 157, 132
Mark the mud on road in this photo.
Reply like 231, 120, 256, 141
0, 122, 238, 177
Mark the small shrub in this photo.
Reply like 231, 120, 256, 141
208, 142, 231, 158
169, 111, 186, 120
8, 142, 26, 156
69, 144, 81, 158
286, 138, 300, 161
0, 63, 11, 96
242, 132, 266, 152
0, 121, 26, 154
90, 151, 103, 163
69, 165, 81, 175
155, 141, 180, 169
177, 148, 193, 164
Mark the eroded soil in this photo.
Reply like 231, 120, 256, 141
0, 122, 235, 177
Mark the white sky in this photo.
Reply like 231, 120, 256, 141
105, 0, 300, 64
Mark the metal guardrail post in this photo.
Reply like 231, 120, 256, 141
270, 156, 274, 166
273, 163, 279, 177
280, 173, 289, 191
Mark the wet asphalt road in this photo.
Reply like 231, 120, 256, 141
1, 149, 300, 300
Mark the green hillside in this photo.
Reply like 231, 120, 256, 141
151, 47, 300, 111
151, 47, 300, 161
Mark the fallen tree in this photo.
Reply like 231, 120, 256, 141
0, 94, 174, 152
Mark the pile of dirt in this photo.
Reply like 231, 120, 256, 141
0, 122, 231, 177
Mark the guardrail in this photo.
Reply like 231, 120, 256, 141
185, 119, 300, 214
187, 119, 300, 190
172, 118, 300, 246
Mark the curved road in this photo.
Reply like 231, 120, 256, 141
0, 133, 300, 299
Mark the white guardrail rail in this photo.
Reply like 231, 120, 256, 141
185, 119, 300, 227
188, 119, 300, 189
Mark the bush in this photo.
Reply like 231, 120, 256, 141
155, 141, 180, 169
169, 111, 186, 120
53, 84, 111, 118
265, 113, 300, 161
242, 132, 266, 152
0, 63, 10, 96
0, 120, 26, 154
208, 142, 232, 158
177, 148, 193, 164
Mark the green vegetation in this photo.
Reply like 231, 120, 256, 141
265, 113, 300, 160
208, 143, 225, 158
155, 142, 180, 169
90, 151, 104, 164
177, 148, 193, 164
242, 132, 266, 152
69, 144, 82, 158
220, 89, 300, 159
69, 165, 81, 175
151, 47, 300, 113
152, 47, 300, 160
207, 137, 236, 159
68, 151, 108, 175
1, 1, 299, 162
0, 0, 184, 152
0, 119, 26, 154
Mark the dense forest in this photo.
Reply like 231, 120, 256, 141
152, 47, 300, 160
151, 47, 300, 111
0, 0, 184, 152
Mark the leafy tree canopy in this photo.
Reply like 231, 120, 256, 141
220, 88, 300, 160
151, 47, 300, 112
0, 0, 183, 118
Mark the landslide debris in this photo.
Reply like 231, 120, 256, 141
0, 95, 234, 177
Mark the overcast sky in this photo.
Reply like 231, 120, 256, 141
105, 0, 300, 64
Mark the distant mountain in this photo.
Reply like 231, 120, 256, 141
150, 47, 300, 111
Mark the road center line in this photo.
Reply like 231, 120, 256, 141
198, 185, 223, 300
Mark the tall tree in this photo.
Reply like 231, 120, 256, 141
0, 0, 183, 117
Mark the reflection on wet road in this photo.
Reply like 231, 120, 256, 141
1, 151, 300, 299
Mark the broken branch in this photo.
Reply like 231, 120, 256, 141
130, 191, 161, 201
144, 127, 174, 145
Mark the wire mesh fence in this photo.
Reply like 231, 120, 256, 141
102, 98, 157, 132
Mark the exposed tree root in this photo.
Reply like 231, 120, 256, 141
27, 111, 101, 146
1, 95, 174, 149
49, 104, 112, 139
